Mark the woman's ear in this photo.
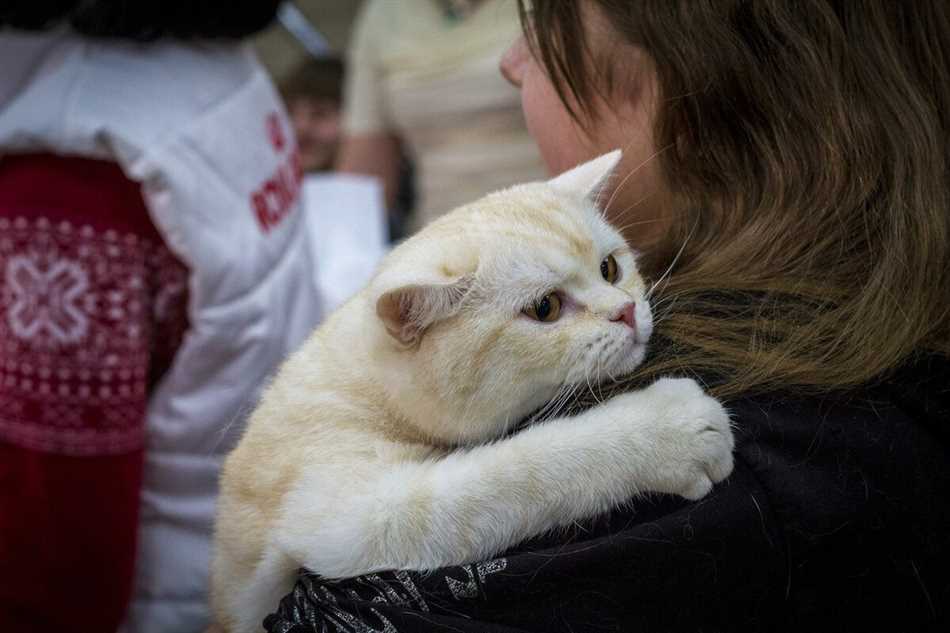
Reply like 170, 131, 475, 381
547, 149, 622, 201
376, 276, 472, 346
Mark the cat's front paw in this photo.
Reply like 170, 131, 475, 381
615, 377, 734, 500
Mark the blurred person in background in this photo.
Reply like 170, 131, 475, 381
0, 1, 323, 631
279, 57, 344, 173
335, 0, 547, 234
277, 51, 387, 311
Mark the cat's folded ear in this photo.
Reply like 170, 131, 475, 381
547, 149, 622, 201
376, 276, 473, 347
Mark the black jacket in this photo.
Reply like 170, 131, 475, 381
264, 354, 950, 632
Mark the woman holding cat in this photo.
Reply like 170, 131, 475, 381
264, 1, 949, 630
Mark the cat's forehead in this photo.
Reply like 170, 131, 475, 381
383, 183, 629, 293
482, 184, 624, 255
471, 184, 627, 287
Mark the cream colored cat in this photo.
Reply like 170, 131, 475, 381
211, 151, 734, 633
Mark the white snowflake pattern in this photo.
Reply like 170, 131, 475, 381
5, 254, 90, 344
0, 216, 187, 455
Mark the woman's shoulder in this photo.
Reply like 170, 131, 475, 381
725, 353, 949, 620
730, 352, 949, 485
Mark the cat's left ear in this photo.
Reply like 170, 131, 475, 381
547, 149, 622, 201
376, 276, 472, 347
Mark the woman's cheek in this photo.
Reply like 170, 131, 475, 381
519, 66, 585, 175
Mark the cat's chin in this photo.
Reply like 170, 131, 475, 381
611, 339, 649, 378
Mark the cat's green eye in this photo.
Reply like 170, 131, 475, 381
601, 254, 619, 284
524, 293, 561, 322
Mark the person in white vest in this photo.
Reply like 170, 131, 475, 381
0, 2, 323, 631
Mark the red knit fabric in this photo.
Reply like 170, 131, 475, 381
0, 154, 188, 632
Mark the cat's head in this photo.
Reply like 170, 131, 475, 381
372, 151, 653, 445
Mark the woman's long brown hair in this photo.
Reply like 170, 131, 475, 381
520, 0, 950, 399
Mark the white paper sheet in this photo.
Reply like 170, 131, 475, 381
303, 173, 389, 313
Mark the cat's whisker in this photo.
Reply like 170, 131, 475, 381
602, 143, 674, 215
647, 294, 679, 316
584, 355, 604, 406
646, 220, 697, 301
608, 216, 672, 236
500, 413, 515, 437
649, 298, 682, 333
607, 359, 619, 384
651, 297, 676, 318
528, 381, 573, 425
607, 343, 623, 384
596, 343, 608, 400
552, 383, 579, 417
558, 383, 577, 412
540, 384, 576, 424
540, 390, 573, 424
610, 190, 660, 228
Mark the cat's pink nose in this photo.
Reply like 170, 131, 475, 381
611, 302, 637, 330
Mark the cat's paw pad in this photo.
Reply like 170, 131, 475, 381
639, 377, 735, 500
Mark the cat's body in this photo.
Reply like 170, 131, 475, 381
212, 153, 734, 633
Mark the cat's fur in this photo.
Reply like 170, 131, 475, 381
211, 152, 734, 633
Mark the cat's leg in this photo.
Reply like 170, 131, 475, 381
276, 377, 732, 579
231, 545, 298, 633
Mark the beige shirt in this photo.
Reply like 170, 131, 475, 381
343, 0, 546, 229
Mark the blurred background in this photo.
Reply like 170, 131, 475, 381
253, 0, 361, 80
